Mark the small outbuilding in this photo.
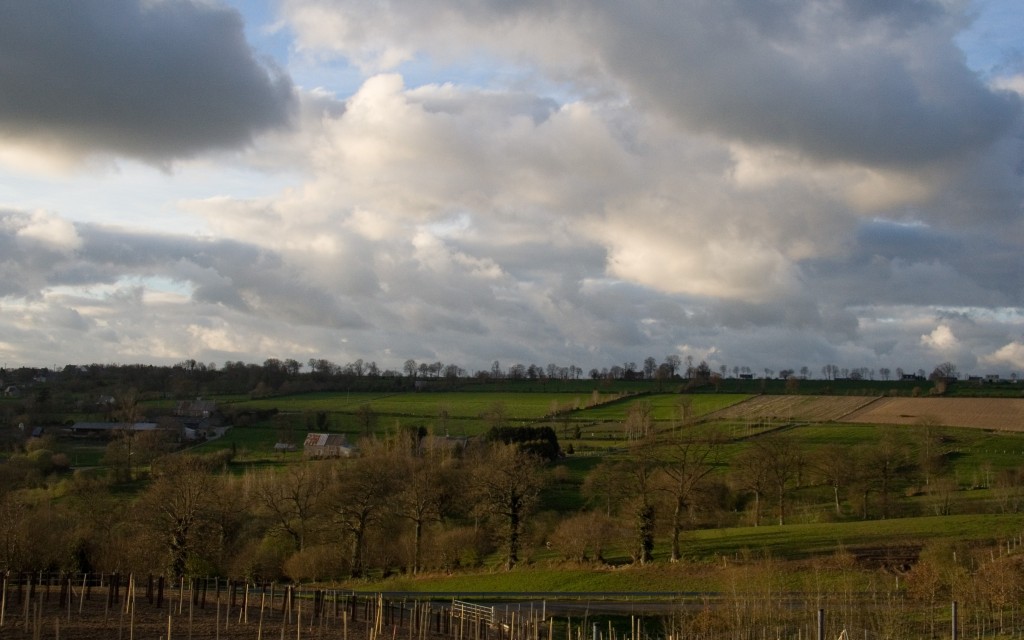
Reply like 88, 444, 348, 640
69, 422, 161, 437
303, 433, 355, 458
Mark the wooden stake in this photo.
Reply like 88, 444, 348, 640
25, 575, 32, 633
129, 579, 136, 640
258, 591, 266, 640
79, 573, 87, 616
124, 574, 133, 614
1, 572, 7, 627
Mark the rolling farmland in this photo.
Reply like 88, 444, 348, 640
842, 396, 1024, 430
703, 394, 880, 423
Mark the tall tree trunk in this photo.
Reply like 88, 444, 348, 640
349, 521, 365, 577
635, 503, 655, 564
170, 523, 190, 578
777, 484, 786, 526
506, 509, 520, 570
670, 498, 684, 562
412, 519, 423, 574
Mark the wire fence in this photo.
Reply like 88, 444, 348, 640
0, 572, 1021, 640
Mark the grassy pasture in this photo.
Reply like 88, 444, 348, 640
346, 513, 1024, 593
683, 513, 1024, 561
186, 421, 305, 465
229, 391, 590, 418
572, 393, 750, 422
197, 392, 1024, 479
59, 440, 108, 467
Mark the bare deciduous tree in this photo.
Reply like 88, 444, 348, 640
471, 443, 546, 570
614, 442, 659, 564
249, 463, 329, 552
812, 443, 854, 516
392, 441, 458, 573
623, 400, 654, 440
658, 432, 721, 561
137, 455, 214, 577
325, 441, 397, 577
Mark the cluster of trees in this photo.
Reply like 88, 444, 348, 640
8, 405, 1024, 583
2, 355, 977, 408
560, 407, 1024, 567
0, 434, 548, 580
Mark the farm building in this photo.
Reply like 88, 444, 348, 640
174, 398, 217, 419
70, 422, 163, 437
303, 433, 355, 458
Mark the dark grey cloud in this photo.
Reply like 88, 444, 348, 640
797, 220, 1024, 307
293, 0, 1019, 168
0, 0, 294, 161
595, 0, 1020, 167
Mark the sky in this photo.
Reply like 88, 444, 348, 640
1, 0, 1023, 378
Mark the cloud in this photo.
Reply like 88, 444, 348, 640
2, 1, 1023, 379
14, 210, 82, 253
921, 323, 960, 351
587, 2, 1011, 167
0, 0, 295, 164
282, 0, 1020, 168
983, 341, 1024, 369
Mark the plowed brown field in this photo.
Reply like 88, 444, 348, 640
706, 395, 879, 422
841, 397, 1024, 430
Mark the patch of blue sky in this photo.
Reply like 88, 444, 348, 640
48, 276, 193, 302
234, 0, 292, 66
0, 157, 297, 235
136, 275, 195, 300
397, 51, 585, 107
857, 304, 1024, 325
956, 0, 1024, 77
424, 211, 472, 238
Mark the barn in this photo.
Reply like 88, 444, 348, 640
303, 433, 355, 458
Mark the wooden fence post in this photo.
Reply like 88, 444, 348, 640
0, 571, 7, 627
952, 601, 959, 640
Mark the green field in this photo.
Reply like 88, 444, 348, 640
15, 388, 1024, 599
572, 393, 750, 422
229, 391, 584, 418
345, 513, 1024, 593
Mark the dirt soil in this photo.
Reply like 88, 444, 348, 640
843, 397, 1024, 430
0, 596, 439, 640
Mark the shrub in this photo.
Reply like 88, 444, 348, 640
282, 544, 348, 582
50, 452, 71, 471
548, 511, 617, 563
